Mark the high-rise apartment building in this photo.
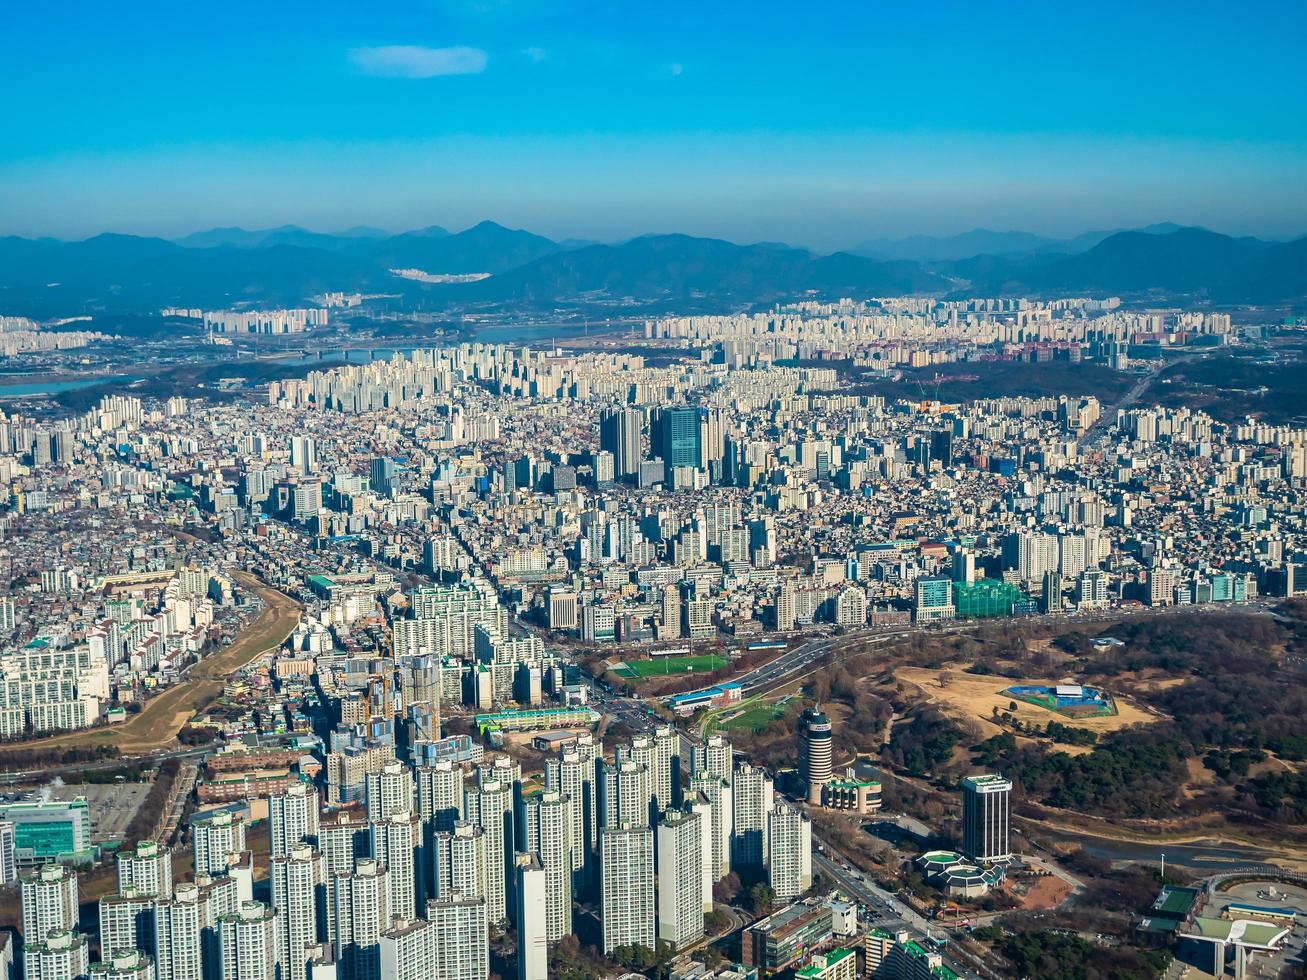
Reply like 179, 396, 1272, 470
192, 811, 246, 879
217, 901, 278, 980
426, 893, 489, 980
270, 844, 324, 977
767, 805, 812, 901
513, 854, 548, 980
731, 762, 773, 867
656, 809, 705, 950
599, 407, 643, 481
269, 782, 320, 859
116, 840, 172, 899
600, 823, 655, 955
22, 863, 79, 943
518, 790, 572, 940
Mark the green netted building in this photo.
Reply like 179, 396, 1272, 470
953, 579, 1029, 619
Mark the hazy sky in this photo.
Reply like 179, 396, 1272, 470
3, 0, 1305, 250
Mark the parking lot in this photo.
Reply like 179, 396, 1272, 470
0, 779, 154, 843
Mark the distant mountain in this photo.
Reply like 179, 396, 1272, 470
358, 220, 560, 274
852, 229, 1064, 262
2, 221, 1304, 317
852, 222, 1219, 263
456, 234, 948, 304
175, 225, 397, 251
953, 227, 1307, 303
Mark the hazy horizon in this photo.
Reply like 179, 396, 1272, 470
3, 0, 1305, 251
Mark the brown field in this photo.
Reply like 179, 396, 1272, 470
896, 666, 1164, 747
22, 573, 299, 755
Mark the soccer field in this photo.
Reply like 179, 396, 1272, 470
616, 654, 727, 678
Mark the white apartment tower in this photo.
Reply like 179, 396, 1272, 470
656, 809, 705, 950
270, 843, 324, 975
270, 782, 320, 859
600, 823, 655, 955
519, 791, 572, 940
22, 863, 79, 944
217, 901, 278, 980
767, 804, 812, 901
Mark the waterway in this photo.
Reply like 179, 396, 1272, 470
0, 375, 140, 398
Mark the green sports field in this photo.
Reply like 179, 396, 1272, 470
615, 654, 727, 678
718, 702, 787, 732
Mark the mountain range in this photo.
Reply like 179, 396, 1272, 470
0, 220, 1303, 318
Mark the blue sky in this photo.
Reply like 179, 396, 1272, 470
2, 0, 1305, 249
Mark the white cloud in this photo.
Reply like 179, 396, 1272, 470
524, 46, 547, 63
349, 45, 488, 79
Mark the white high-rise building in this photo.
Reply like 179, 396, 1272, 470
687, 772, 732, 882
544, 749, 593, 887
332, 859, 390, 980
154, 877, 239, 980
656, 809, 705, 950
693, 734, 733, 782
192, 811, 247, 879
462, 782, 510, 926
519, 791, 571, 941
290, 436, 317, 474
366, 762, 415, 822
432, 822, 486, 902
416, 761, 464, 832
25, 930, 89, 980
90, 948, 153, 980
218, 901, 278, 980
117, 840, 173, 899
0, 820, 15, 885
372, 810, 420, 923
271, 843, 324, 976
426, 893, 488, 980
270, 782, 320, 859
379, 917, 435, 980
766, 804, 812, 901
98, 888, 154, 960
731, 762, 773, 867
600, 823, 654, 955
600, 759, 652, 830
513, 854, 548, 980
22, 863, 78, 943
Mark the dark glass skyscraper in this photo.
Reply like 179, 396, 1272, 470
658, 407, 702, 470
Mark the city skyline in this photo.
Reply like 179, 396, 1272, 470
3, 1, 1306, 246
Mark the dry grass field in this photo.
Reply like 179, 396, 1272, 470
896, 666, 1165, 749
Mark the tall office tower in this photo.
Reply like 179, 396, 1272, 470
514, 854, 548, 980
952, 548, 977, 585
655, 809, 706, 950
98, 886, 155, 959
658, 407, 703, 470
693, 733, 733, 782
544, 749, 593, 888
332, 859, 390, 980
371, 811, 420, 923
600, 823, 655, 955
463, 781, 510, 925
599, 406, 642, 481
767, 805, 812, 901
1042, 570, 1063, 614
217, 901, 277, 980
270, 782, 321, 859
687, 773, 732, 882
115, 840, 173, 899
90, 948, 153, 980
365, 762, 415, 821
961, 774, 1013, 863
369, 457, 398, 497
22, 863, 78, 942
24, 931, 89, 980
599, 759, 653, 830
518, 791, 572, 940
271, 844, 324, 976
731, 763, 773, 867
798, 707, 834, 805
154, 877, 237, 980
379, 918, 434, 980
416, 760, 465, 832
426, 893, 489, 980
192, 811, 247, 878
290, 436, 317, 474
